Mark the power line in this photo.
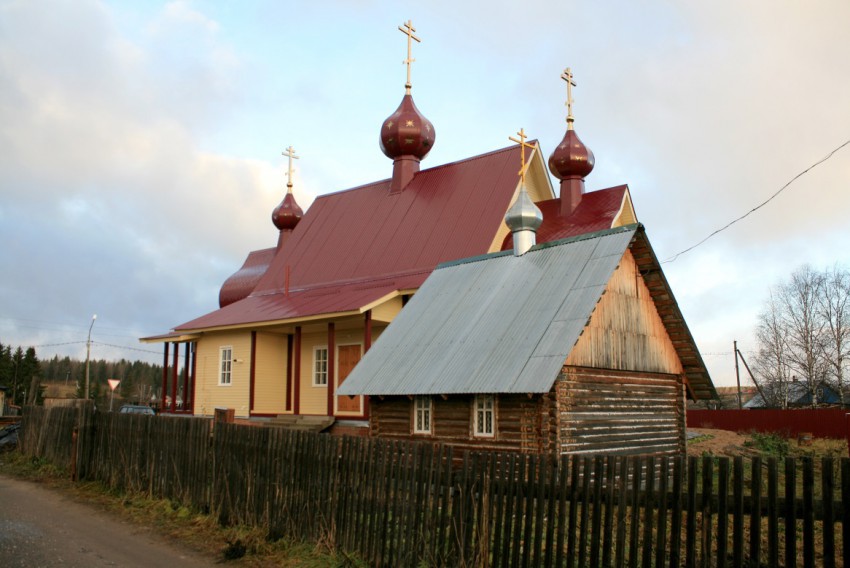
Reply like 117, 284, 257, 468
93, 341, 184, 358
663, 137, 850, 264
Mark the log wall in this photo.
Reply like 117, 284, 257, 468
370, 392, 558, 454
557, 366, 686, 456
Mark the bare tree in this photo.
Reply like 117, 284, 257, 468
819, 265, 850, 404
754, 292, 794, 408
778, 265, 828, 407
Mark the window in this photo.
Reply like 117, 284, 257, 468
474, 395, 495, 437
219, 347, 232, 386
413, 396, 432, 434
313, 346, 328, 386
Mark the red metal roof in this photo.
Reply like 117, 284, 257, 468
218, 247, 276, 308
176, 144, 525, 330
501, 185, 628, 250
178, 271, 426, 331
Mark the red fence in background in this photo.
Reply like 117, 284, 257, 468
688, 408, 850, 439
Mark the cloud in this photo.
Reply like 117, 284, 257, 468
0, 0, 313, 361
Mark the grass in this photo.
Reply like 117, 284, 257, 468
0, 451, 364, 567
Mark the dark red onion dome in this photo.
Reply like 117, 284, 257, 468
379, 94, 435, 160
548, 129, 595, 180
272, 192, 303, 231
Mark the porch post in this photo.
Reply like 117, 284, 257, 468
363, 310, 372, 419
161, 342, 169, 413
190, 342, 197, 413
182, 342, 190, 412
170, 342, 178, 413
327, 322, 335, 416
294, 326, 301, 415
285, 334, 293, 412
249, 331, 257, 414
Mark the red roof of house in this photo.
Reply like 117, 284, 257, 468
501, 185, 628, 250
176, 144, 527, 331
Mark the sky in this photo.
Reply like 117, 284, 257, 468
1, 0, 849, 388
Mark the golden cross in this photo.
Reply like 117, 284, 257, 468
561, 67, 576, 128
508, 128, 536, 185
398, 20, 420, 94
282, 145, 299, 192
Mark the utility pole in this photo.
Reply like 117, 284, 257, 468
734, 340, 742, 409
84, 314, 97, 400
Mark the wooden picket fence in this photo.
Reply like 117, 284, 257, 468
17, 407, 850, 567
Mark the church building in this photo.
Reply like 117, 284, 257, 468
141, 24, 679, 437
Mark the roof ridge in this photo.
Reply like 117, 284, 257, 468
437, 223, 641, 270
311, 143, 529, 201
250, 267, 432, 297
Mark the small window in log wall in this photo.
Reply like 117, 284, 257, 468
473, 394, 495, 437
413, 396, 432, 434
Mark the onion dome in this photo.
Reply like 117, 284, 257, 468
271, 192, 303, 231
505, 185, 543, 256
505, 186, 543, 233
379, 94, 435, 160
548, 129, 595, 180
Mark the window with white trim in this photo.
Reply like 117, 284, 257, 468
219, 346, 232, 386
474, 394, 495, 437
413, 396, 432, 434
313, 346, 328, 386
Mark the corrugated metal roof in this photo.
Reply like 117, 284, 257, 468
338, 225, 638, 396
174, 144, 530, 331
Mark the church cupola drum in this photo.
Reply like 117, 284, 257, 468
380, 20, 435, 194
548, 68, 595, 217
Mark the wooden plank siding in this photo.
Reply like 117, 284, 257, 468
565, 248, 683, 375
557, 366, 686, 456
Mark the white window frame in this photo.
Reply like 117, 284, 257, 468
413, 396, 432, 435
313, 345, 328, 387
473, 394, 495, 437
219, 346, 233, 386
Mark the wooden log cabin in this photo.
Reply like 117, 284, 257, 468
338, 221, 717, 457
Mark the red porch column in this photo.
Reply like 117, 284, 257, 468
363, 310, 372, 419
285, 334, 293, 412
327, 322, 335, 416
190, 342, 197, 413
293, 326, 301, 415
161, 342, 169, 412
170, 342, 178, 413
182, 342, 190, 412
249, 331, 257, 414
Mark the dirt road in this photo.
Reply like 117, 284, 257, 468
0, 474, 216, 567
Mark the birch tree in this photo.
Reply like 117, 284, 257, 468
819, 265, 850, 404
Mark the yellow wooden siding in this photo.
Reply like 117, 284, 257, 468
193, 331, 252, 417
252, 332, 288, 415
565, 250, 683, 374
611, 192, 637, 226
371, 296, 402, 323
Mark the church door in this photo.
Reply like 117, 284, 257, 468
336, 344, 362, 413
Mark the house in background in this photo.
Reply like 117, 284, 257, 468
141, 25, 645, 435
744, 380, 841, 409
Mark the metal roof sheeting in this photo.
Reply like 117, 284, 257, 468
338, 225, 638, 396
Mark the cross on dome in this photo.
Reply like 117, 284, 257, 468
282, 145, 300, 192
509, 128, 536, 186
560, 67, 578, 129
399, 20, 420, 94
